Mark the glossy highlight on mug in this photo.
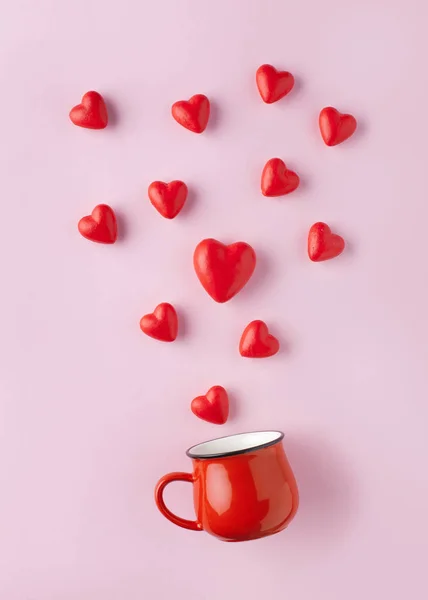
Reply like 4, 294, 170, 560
155, 431, 299, 542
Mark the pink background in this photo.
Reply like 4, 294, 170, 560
1, 0, 428, 598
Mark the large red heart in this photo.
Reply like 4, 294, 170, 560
78, 204, 117, 244
148, 180, 188, 219
171, 94, 210, 133
239, 320, 279, 358
308, 222, 345, 261
139, 303, 178, 342
256, 64, 294, 104
69, 91, 108, 129
261, 158, 300, 197
191, 385, 229, 425
319, 107, 357, 146
193, 239, 256, 303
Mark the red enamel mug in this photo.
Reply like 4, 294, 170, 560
155, 431, 299, 542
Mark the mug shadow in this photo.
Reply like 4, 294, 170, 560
273, 434, 358, 553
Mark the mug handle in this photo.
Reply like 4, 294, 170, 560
155, 472, 203, 531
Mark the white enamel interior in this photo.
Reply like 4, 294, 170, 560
187, 431, 283, 458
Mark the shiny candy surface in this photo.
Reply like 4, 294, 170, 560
319, 106, 357, 146
78, 204, 117, 244
191, 386, 229, 425
193, 238, 256, 303
239, 320, 279, 358
256, 64, 295, 104
140, 303, 178, 342
171, 94, 210, 133
69, 91, 108, 129
261, 158, 300, 197
308, 222, 345, 261
148, 180, 188, 219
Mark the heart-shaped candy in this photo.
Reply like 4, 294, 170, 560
78, 204, 117, 244
193, 238, 256, 303
308, 222, 345, 261
319, 107, 357, 146
239, 320, 279, 358
261, 158, 300, 197
191, 386, 229, 425
69, 91, 108, 129
256, 64, 294, 104
148, 180, 188, 219
139, 303, 178, 342
171, 94, 210, 133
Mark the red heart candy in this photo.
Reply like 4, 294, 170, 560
148, 180, 188, 219
191, 385, 229, 425
69, 91, 108, 129
256, 64, 294, 104
171, 94, 210, 133
239, 320, 279, 358
261, 158, 300, 197
308, 222, 345, 261
78, 204, 117, 244
140, 303, 178, 342
193, 238, 256, 303
319, 107, 357, 146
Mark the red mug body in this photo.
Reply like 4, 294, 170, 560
155, 431, 299, 542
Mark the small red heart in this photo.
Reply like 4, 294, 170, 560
78, 204, 117, 244
69, 91, 108, 129
261, 158, 300, 197
193, 238, 256, 303
319, 107, 357, 146
139, 303, 178, 342
308, 222, 345, 261
191, 386, 229, 425
256, 64, 294, 104
239, 320, 279, 358
171, 94, 210, 133
148, 180, 188, 219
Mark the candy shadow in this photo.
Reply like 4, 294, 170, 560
343, 236, 356, 258
295, 169, 309, 196
179, 186, 198, 218
226, 389, 241, 422
177, 307, 189, 340
237, 248, 273, 303
208, 100, 221, 133
104, 96, 120, 128
351, 117, 367, 143
276, 74, 304, 105
115, 209, 129, 242
273, 323, 291, 357
290, 74, 303, 99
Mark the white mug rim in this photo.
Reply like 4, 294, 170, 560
186, 430, 284, 459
